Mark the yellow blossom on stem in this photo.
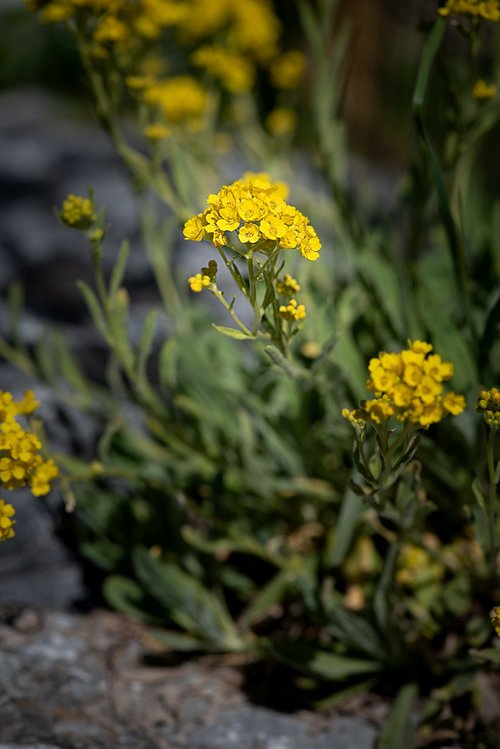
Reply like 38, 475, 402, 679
270, 51, 306, 89
144, 123, 171, 141
183, 173, 321, 262
0, 390, 59, 496
279, 298, 306, 321
266, 107, 297, 137
344, 341, 465, 428
188, 273, 211, 293
476, 387, 500, 426
59, 194, 95, 230
276, 274, 300, 296
0, 499, 15, 542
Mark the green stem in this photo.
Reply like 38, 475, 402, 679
210, 288, 253, 337
486, 426, 498, 570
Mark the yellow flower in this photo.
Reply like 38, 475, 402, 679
279, 298, 306, 321
476, 387, 500, 426
370, 365, 398, 393
0, 499, 15, 542
144, 77, 208, 130
403, 362, 423, 387
342, 408, 366, 429
59, 194, 95, 230
39, 2, 73, 23
266, 108, 297, 136
192, 45, 255, 93
144, 123, 170, 141
473, 80, 497, 100
363, 396, 395, 424
491, 606, 500, 637
270, 51, 305, 89
183, 214, 205, 242
443, 392, 466, 416
276, 274, 300, 296
238, 223, 261, 244
93, 15, 130, 44
416, 375, 443, 404
188, 273, 211, 293
260, 215, 288, 240
0, 390, 58, 496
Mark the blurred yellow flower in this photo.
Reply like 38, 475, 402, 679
473, 80, 497, 100
266, 107, 297, 137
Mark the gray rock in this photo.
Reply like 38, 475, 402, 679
0, 609, 379, 749
181, 705, 377, 749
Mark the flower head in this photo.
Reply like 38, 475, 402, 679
343, 341, 465, 428
0, 390, 58, 497
183, 173, 321, 261
59, 194, 95, 230
279, 298, 306, 322
476, 387, 500, 427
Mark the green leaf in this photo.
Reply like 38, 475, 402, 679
239, 570, 292, 629
54, 332, 91, 396
103, 575, 151, 621
377, 683, 418, 749
357, 250, 405, 338
159, 338, 178, 389
472, 477, 486, 508
109, 240, 129, 297
77, 280, 111, 344
133, 547, 243, 650
326, 487, 365, 567
137, 309, 157, 378
148, 629, 207, 652
212, 324, 253, 340
327, 606, 386, 660
374, 542, 400, 631
271, 639, 381, 681
470, 647, 500, 665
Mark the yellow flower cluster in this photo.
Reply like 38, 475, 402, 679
279, 298, 306, 322
27, 0, 304, 94
396, 542, 444, 587
266, 108, 297, 137
472, 80, 497, 100
0, 390, 59, 498
188, 259, 218, 293
476, 387, 500, 427
143, 76, 207, 129
188, 273, 211, 293
438, 0, 500, 20
191, 46, 254, 94
276, 274, 300, 296
183, 173, 321, 261
270, 51, 306, 89
343, 340, 466, 428
491, 606, 500, 637
59, 194, 95, 230
0, 499, 15, 542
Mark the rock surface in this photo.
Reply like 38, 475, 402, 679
0, 607, 379, 749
